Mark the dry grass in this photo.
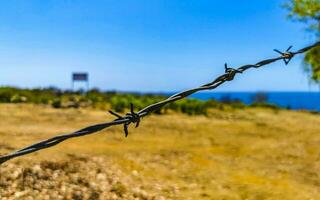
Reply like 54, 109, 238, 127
1, 104, 320, 199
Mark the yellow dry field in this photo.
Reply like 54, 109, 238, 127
0, 104, 320, 200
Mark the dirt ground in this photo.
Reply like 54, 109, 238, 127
1, 104, 320, 200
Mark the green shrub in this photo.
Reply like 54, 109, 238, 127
10, 94, 27, 103
0, 87, 285, 115
250, 102, 279, 110
52, 99, 62, 108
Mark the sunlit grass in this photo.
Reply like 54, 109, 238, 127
1, 104, 320, 199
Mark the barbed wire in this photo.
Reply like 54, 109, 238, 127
0, 41, 319, 165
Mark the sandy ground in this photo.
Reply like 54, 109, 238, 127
0, 104, 320, 199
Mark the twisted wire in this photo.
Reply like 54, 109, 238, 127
0, 41, 319, 165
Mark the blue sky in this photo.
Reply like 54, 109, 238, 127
0, 0, 318, 92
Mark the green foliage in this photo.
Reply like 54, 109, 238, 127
304, 45, 320, 83
285, 0, 320, 21
285, 0, 320, 83
250, 102, 279, 110
0, 87, 282, 115
166, 98, 209, 115
109, 93, 164, 113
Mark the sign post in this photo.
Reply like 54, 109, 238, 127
72, 72, 89, 91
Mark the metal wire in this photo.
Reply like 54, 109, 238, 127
0, 41, 319, 165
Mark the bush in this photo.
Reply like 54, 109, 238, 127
0, 87, 285, 115
250, 102, 279, 110
10, 94, 27, 103
52, 99, 62, 108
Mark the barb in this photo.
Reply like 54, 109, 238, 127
224, 63, 242, 81
274, 45, 294, 65
109, 103, 140, 137
0, 41, 319, 165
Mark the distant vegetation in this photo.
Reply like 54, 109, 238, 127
0, 87, 280, 115
285, 0, 320, 83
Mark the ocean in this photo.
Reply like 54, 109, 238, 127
177, 92, 320, 111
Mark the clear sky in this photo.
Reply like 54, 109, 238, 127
0, 0, 318, 92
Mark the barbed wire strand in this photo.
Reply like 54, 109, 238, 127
0, 41, 319, 165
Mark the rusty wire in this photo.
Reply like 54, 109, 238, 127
0, 41, 319, 165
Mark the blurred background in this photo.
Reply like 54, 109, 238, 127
1, 1, 320, 200
0, 0, 319, 112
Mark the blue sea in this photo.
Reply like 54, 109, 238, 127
170, 92, 320, 111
